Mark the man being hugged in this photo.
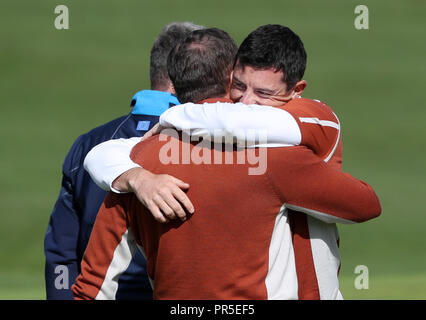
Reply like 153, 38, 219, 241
73, 27, 381, 300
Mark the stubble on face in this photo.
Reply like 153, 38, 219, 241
230, 63, 293, 107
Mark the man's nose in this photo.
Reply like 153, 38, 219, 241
239, 91, 257, 105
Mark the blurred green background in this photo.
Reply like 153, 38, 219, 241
1, 0, 425, 299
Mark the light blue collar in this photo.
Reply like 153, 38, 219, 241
131, 90, 180, 116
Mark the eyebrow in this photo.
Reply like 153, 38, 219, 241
232, 76, 245, 85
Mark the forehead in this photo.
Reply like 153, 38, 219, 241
233, 63, 286, 90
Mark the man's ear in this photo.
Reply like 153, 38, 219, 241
290, 80, 307, 98
227, 70, 234, 92
168, 81, 176, 95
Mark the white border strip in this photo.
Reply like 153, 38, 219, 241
298, 117, 340, 130
323, 112, 341, 163
95, 229, 137, 300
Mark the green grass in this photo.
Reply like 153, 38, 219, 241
340, 273, 426, 300
0, 273, 45, 300
1, 0, 425, 299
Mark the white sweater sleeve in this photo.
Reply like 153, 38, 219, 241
159, 102, 302, 147
83, 137, 142, 193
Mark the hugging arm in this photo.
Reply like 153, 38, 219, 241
267, 147, 381, 224
159, 102, 302, 147
84, 137, 194, 223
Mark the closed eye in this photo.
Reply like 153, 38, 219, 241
255, 90, 273, 98
232, 79, 246, 91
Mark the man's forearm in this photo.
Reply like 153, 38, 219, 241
83, 137, 141, 192
159, 102, 302, 146
111, 167, 153, 193
286, 171, 381, 224
267, 148, 381, 224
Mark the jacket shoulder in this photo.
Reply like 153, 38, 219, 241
63, 114, 134, 175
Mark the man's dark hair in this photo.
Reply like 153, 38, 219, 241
167, 28, 238, 104
235, 24, 307, 91
150, 22, 205, 91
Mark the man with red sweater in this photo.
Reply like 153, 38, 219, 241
72, 28, 381, 300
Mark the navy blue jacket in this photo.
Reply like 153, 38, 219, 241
44, 90, 179, 300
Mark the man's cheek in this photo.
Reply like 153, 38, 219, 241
230, 89, 242, 102
261, 98, 286, 108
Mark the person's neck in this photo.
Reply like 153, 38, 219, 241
152, 83, 175, 94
